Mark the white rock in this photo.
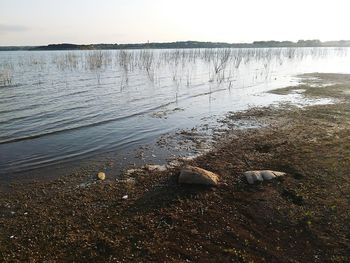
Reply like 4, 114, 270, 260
260, 170, 276, 180
271, 171, 286, 177
254, 172, 264, 182
244, 170, 286, 184
244, 171, 261, 184
178, 165, 219, 186
244, 172, 255, 184
122, 195, 128, 200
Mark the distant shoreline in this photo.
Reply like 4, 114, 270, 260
1, 39, 350, 51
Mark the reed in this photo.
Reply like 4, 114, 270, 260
1, 47, 343, 90
0, 69, 13, 87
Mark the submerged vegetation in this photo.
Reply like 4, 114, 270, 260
0, 47, 348, 89
0, 69, 12, 87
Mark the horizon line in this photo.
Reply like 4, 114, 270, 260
2, 39, 350, 48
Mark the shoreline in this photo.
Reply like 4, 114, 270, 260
1, 73, 349, 261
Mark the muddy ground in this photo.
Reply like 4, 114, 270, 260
0, 73, 349, 262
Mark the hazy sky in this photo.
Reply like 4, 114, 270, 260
1, 0, 349, 45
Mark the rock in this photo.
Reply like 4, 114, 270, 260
260, 170, 276, 180
271, 171, 286, 177
97, 172, 106, 180
244, 170, 286, 184
122, 195, 128, 200
178, 165, 219, 186
244, 171, 264, 184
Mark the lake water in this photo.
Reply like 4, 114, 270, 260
1, 48, 350, 179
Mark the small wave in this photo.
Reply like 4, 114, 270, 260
0, 100, 176, 145
0, 129, 151, 174
0, 83, 23, 89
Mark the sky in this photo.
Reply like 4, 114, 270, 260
0, 0, 349, 46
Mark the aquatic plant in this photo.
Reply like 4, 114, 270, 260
86, 50, 109, 70
1, 47, 343, 91
53, 52, 79, 70
0, 69, 13, 87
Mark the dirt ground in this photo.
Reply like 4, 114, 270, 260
0, 73, 349, 262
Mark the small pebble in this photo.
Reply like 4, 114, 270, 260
97, 172, 106, 180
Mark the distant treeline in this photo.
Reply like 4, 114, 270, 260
2, 40, 350, 51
